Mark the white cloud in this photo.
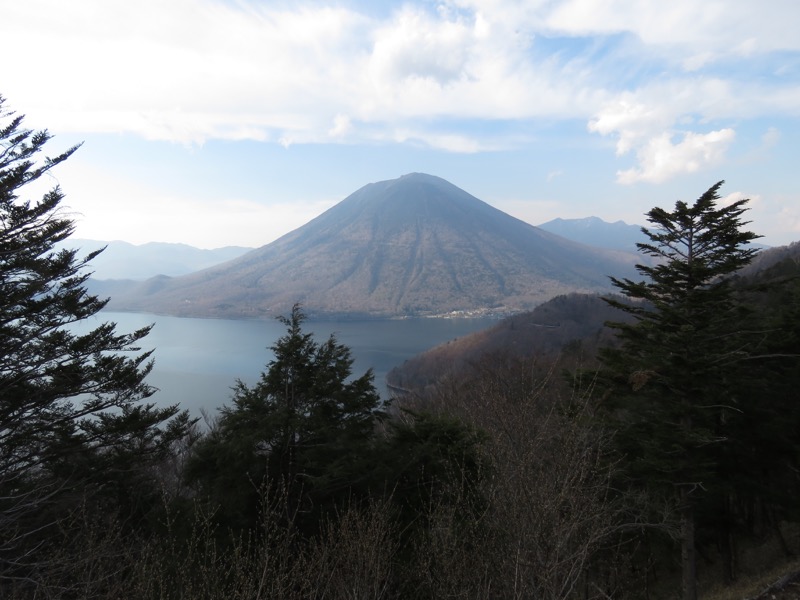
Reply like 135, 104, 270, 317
2, 0, 370, 143
616, 128, 735, 184
328, 114, 353, 138
391, 128, 485, 153
359, 3, 594, 123
720, 190, 756, 207
587, 75, 753, 183
740, 190, 800, 246
1, 0, 606, 148
589, 95, 672, 156
368, 6, 473, 86
775, 204, 800, 240
542, 0, 800, 65
3, 0, 800, 191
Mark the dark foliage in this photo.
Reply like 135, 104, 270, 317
596, 181, 799, 599
0, 95, 193, 595
186, 304, 387, 532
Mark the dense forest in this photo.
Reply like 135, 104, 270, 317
2, 96, 799, 599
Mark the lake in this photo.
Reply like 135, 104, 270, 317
86, 312, 497, 417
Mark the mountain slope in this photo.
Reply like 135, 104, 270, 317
108, 173, 639, 318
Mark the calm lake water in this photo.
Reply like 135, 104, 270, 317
86, 312, 497, 417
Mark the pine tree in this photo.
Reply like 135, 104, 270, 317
598, 181, 760, 600
0, 95, 192, 588
187, 304, 385, 532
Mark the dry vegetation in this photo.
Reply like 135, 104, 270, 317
5, 352, 798, 599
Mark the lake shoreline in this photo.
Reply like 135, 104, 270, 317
81, 311, 497, 416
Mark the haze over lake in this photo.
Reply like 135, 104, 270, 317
88, 312, 497, 416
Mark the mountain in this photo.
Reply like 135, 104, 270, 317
107, 173, 640, 319
58, 239, 252, 280
537, 216, 645, 252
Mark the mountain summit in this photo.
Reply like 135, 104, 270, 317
108, 173, 638, 318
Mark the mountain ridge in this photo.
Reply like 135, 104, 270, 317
536, 216, 646, 251
58, 239, 252, 280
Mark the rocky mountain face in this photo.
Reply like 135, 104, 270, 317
107, 173, 640, 319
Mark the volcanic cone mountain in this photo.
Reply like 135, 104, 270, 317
108, 173, 638, 318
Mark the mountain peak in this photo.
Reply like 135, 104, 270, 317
397, 172, 440, 181
363, 172, 465, 196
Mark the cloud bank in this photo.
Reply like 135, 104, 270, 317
3, 0, 799, 183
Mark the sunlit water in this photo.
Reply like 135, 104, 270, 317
75, 312, 497, 417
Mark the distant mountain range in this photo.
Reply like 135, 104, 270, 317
104, 173, 641, 318
537, 216, 646, 252
537, 215, 772, 252
59, 239, 251, 280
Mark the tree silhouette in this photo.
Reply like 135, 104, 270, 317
187, 304, 385, 532
0, 95, 191, 591
598, 181, 760, 600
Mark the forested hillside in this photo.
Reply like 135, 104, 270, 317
389, 241, 800, 394
391, 185, 800, 600
387, 292, 635, 392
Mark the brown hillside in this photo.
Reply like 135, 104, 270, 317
387, 293, 634, 391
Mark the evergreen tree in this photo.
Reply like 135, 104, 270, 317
0, 95, 192, 590
713, 254, 800, 564
187, 304, 386, 532
598, 182, 761, 600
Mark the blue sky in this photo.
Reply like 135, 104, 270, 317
3, 0, 800, 248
